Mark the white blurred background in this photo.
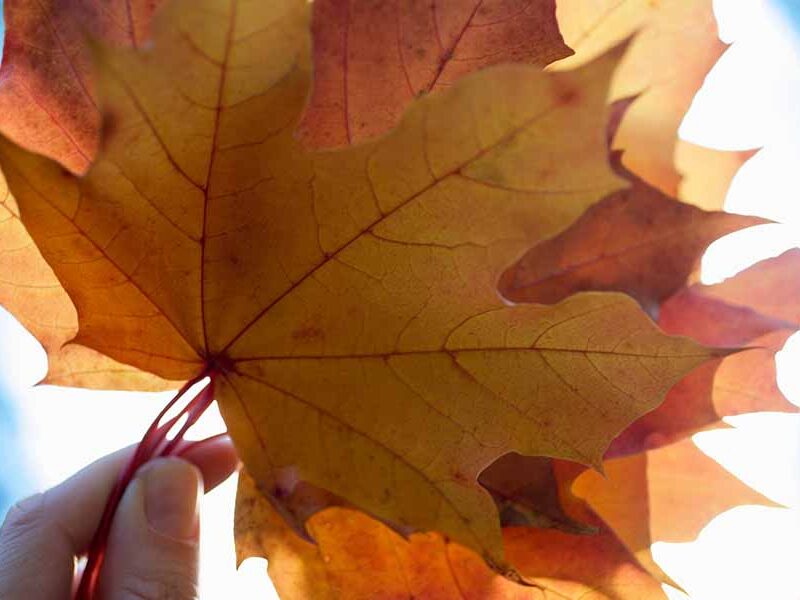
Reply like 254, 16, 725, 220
1, 0, 799, 598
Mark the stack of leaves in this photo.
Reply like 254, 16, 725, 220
0, 0, 796, 598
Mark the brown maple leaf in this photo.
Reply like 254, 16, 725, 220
236, 469, 669, 600
0, 0, 163, 173
479, 453, 592, 533
252, 450, 593, 543
296, 0, 572, 148
697, 249, 800, 327
498, 174, 765, 315
608, 286, 798, 457
0, 0, 724, 568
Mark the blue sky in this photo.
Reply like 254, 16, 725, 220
775, 0, 800, 28
0, 0, 23, 511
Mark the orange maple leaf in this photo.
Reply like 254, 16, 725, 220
554, 0, 742, 203
235, 469, 670, 600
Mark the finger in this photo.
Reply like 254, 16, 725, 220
0, 447, 131, 600
0, 436, 237, 599
178, 434, 241, 493
0, 489, 75, 599
97, 458, 202, 600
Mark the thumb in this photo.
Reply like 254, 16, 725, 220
98, 458, 203, 600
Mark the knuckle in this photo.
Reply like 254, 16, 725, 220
0, 493, 45, 538
117, 570, 199, 600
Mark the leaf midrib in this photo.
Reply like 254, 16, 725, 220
200, 0, 239, 354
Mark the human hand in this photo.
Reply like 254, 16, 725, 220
0, 436, 238, 599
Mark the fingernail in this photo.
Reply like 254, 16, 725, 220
142, 459, 202, 542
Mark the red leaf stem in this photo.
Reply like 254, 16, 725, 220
75, 369, 218, 600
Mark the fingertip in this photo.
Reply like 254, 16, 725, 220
99, 459, 201, 600
179, 434, 240, 492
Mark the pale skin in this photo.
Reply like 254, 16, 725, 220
0, 436, 239, 600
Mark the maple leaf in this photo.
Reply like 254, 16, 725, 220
0, 0, 163, 173
470, 279, 798, 550
497, 173, 765, 314
234, 449, 591, 550
674, 143, 758, 211
697, 249, 800, 327
0, 168, 173, 389
660, 285, 798, 346
608, 0, 727, 197
479, 453, 592, 532
0, 0, 724, 568
554, 0, 733, 200
297, 0, 572, 148
553, 0, 656, 70
608, 286, 798, 457
236, 469, 669, 600
570, 437, 778, 584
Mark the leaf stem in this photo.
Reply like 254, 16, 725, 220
74, 368, 218, 600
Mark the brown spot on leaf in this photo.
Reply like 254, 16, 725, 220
557, 87, 580, 106
102, 111, 118, 138
292, 323, 325, 342
451, 470, 471, 485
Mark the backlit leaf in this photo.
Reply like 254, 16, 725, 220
498, 176, 764, 314
479, 453, 591, 532
675, 143, 757, 211
608, 0, 726, 197
236, 469, 668, 599
698, 249, 800, 326
553, 0, 655, 70
608, 286, 797, 457
0, 0, 163, 173
606, 285, 797, 458
555, 0, 732, 200
297, 0, 572, 148
0, 167, 172, 389
571, 438, 778, 579
0, 0, 722, 567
